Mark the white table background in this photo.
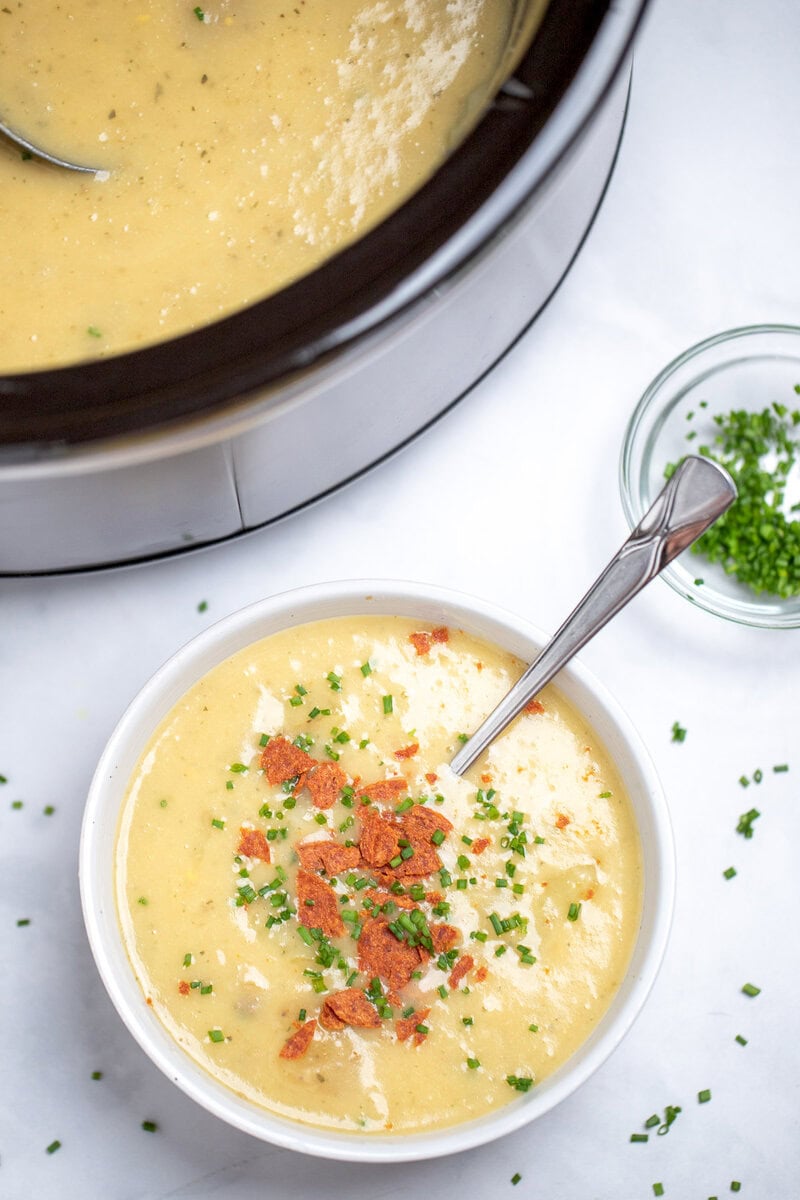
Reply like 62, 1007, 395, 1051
2, 0, 799, 1195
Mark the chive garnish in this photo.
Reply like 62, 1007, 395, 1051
723, 866, 737, 879
567, 902, 581, 921
698, 1089, 712, 1103
735, 1034, 748, 1046
208, 1029, 224, 1042
16, 918, 30, 927
736, 808, 760, 838
511, 1174, 522, 1186
506, 1075, 534, 1093
91, 1070, 103, 1080
741, 982, 760, 997
466, 1057, 480, 1070
653, 1186, 664, 1197
46, 1140, 62, 1154
630, 1133, 649, 1143
141, 1120, 158, 1132
382, 695, 393, 714
211, 817, 225, 829
773, 763, 789, 773
671, 721, 687, 743
361, 662, 372, 676
326, 672, 342, 691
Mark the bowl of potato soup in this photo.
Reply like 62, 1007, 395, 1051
80, 579, 674, 1161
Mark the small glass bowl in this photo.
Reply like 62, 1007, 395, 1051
620, 325, 800, 629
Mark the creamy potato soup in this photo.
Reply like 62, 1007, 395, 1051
116, 616, 642, 1134
0, 1, 544, 371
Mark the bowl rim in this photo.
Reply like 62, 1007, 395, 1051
619, 323, 800, 629
79, 578, 675, 1162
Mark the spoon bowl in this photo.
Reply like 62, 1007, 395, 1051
0, 118, 101, 174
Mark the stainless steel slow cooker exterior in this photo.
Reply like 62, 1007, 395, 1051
0, 0, 645, 574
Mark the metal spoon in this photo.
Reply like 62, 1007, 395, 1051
450, 455, 737, 776
0, 118, 100, 175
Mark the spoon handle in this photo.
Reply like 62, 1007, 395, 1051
450, 455, 736, 776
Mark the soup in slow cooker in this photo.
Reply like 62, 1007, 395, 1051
0, 1, 543, 371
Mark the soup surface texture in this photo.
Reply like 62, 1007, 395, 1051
117, 615, 643, 1134
0, 0, 540, 371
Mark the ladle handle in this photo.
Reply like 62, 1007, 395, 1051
450, 456, 737, 776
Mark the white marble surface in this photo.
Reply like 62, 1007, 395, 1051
3, 0, 800, 1195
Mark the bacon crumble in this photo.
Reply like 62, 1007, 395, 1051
279, 1018, 317, 1060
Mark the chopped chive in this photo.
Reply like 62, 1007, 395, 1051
630, 1133, 649, 1143
382, 695, 393, 714
741, 982, 760, 997
431, 828, 445, 846
208, 1029, 224, 1043
730, 1184, 741, 1193
773, 763, 789, 773
511, 1174, 522, 1186
259, 733, 269, 747
415, 1023, 429, 1035
361, 662, 372, 676
598, 790, 612, 798
183, 953, 193, 967
466, 1057, 480, 1070
736, 808, 760, 838
46, 1140, 62, 1154
735, 1034, 748, 1045
698, 1089, 712, 1103
506, 1075, 534, 1093
211, 817, 225, 829
141, 1120, 158, 1132
653, 1186, 665, 1198
43, 804, 55, 815
671, 721, 687, 743
326, 671, 342, 691
225, 780, 234, 790
567, 902, 581, 921
723, 866, 737, 879
16, 918, 30, 927
11, 800, 22, 810
528, 1023, 539, 1033
229, 762, 248, 774
645, 1114, 660, 1129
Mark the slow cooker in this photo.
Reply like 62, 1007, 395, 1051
0, 0, 646, 574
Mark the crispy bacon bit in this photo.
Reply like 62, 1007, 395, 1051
429, 923, 460, 954
555, 813, 571, 829
260, 736, 313, 785
237, 827, 271, 861
409, 631, 433, 656
448, 954, 474, 990
424, 772, 438, 785
359, 810, 400, 868
279, 1018, 317, 1060
358, 916, 422, 990
393, 743, 419, 761
386, 842, 442, 880
397, 1006, 431, 1044
178, 980, 190, 996
480, 773, 492, 784
432, 627, 449, 644
296, 839, 361, 875
403, 806, 453, 842
475, 965, 488, 983
363, 888, 416, 912
471, 836, 490, 855
296, 870, 344, 938
305, 761, 347, 810
356, 777, 408, 805
322, 988, 381, 1029
584, 888, 595, 900
319, 1004, 346, 1031
524, 699, 545, 715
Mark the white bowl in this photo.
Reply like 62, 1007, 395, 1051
79, 579, 674, 1162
